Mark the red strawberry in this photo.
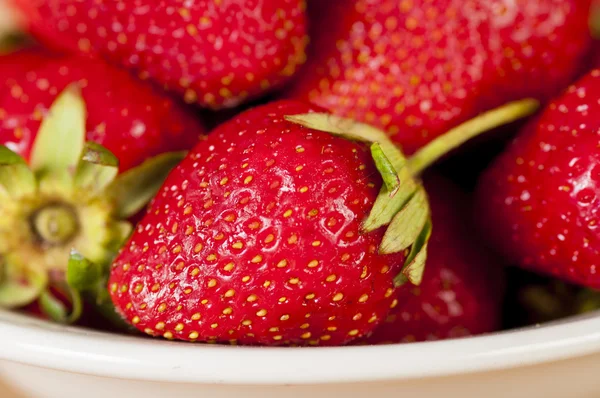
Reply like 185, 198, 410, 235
366, 176, 504, 344
0, 62, 195, 325
0, 47, 204, 171
12, 0, 309, 110
285, 0, 593, 154
106, 98, 536, 346
475, 69, 600, 288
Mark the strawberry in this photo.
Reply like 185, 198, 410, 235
285, 0, 594, 154
0, 64, 196, 325
366, 176, 504, 344
106, 98, 536, 346
475, 69, 600, 288
0, 47, 204, 171
12, 0, 309, 110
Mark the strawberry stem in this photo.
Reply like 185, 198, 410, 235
407, 99, 540, 174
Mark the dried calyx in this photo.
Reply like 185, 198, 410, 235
285, 98, 539, 286
0, 84, 185, 324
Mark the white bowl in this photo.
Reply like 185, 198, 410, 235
2, 309, 600, 397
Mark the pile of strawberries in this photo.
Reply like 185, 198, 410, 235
0, 0, 598, 346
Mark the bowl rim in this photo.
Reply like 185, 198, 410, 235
1, 309, 600, 385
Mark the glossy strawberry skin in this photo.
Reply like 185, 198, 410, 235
476, 70, 600, 288
109, 100, 406, 346
14, 0, 309, 110
0, 48, 204, 171
286, 0, 593, 154
367, 176, 504, 344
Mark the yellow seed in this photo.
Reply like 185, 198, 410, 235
175, 323, 184, 331
305, 293, 315, 300
134, 283, 143, 294
353, 313, 363, 321
194, 243, 203, 253
244, 176, 253, 184
300, 323, 310, 329
201, 299, 209, 305
326, 274, 336, 282
327, 326, 337, 332
277, 259, 288, 268
299, 186, 308, 193
132, 316, 140, 324
358, 294, 369, 303
208, 279, 217, 288
144, 328, 154, 335
157, 303, 167, 312
232, 241, 244, 249
348, 329, 359, 336
368, 315, 378, 323
381, 265, 390, 273
384, 288, 394, 298
242, 319, 252, 326
220, 177, 229, 185
151, 283, 160, 292
251, 255, 263, 263
185, 225, 194, 235
288, 234, 298, 244
263, 280, 271, 288
333, 293, 344, 302
190, 268, 200, 276
278, 296, 287, 303
280, 314, 290, 321
171, 223, 178, 233
307, 260, 319, 268
163, 331, 173, 339
155, 322, 165, 331
224, 289, 235, 298
120, 284, 128, 293
184, 206, 193, 215
211, 323, 218, 329
222, 307, 233, 315
247, 294, 258, 302
295, 165, 304, 171
191, 313, 201, 320
122, 263, 131, 271
206, 254, 217, 261
242, 275, 251, 283
289, 277, 299, 285
273, 335, 283, 341
188, 331, 199, 340
283, 209, 293, 217
321, 335, 331, 341
110, 283, 117, 293
390, 299, 398, 308
224, 262, 235, 272
256, 309, 268, 317
301, 332, 311, 339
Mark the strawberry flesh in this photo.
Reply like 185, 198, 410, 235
476, 69, 600, 288
0, 48, 204, 171
367, 176, 504, 343
109, 100, 406, 346
286, 0, 593, 154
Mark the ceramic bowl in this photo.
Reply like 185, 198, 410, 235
2, 308, 600, 398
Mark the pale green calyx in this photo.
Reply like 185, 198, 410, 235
285, 99, 538, 286
0, 84, 186, 321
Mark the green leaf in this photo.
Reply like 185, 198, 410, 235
362, 165, 418, 232
30, 84, 87, 175
380, 187, 429, 254
407, 99, 539, 174
0, 147, 36, 198
370, 143, 399, 193
74, 142, 119, 194
394, 220, 432, 287
39, 286, 83, 324
107, 151, 186, 219
67, 249, 104, 291
284, 113, 390, 143
0, 269, 47, 308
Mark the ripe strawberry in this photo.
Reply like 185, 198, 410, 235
476, 69, 600, 288
107, 98, 536, 346
366, 176, 504, 344
0, 71, 193, 325
0, 47, 204, 171
285, 0, 593, 154
12, 0, 309, 110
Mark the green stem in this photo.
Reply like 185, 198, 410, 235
407, 99, 540, 175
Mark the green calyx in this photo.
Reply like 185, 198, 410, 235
285, 98, 539, 286
0, 84, 185, 323
591, 2, 600, 39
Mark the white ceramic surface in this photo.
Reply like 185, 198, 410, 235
2, 309, 600, 398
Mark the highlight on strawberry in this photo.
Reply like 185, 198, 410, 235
0, 85, 186, 326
